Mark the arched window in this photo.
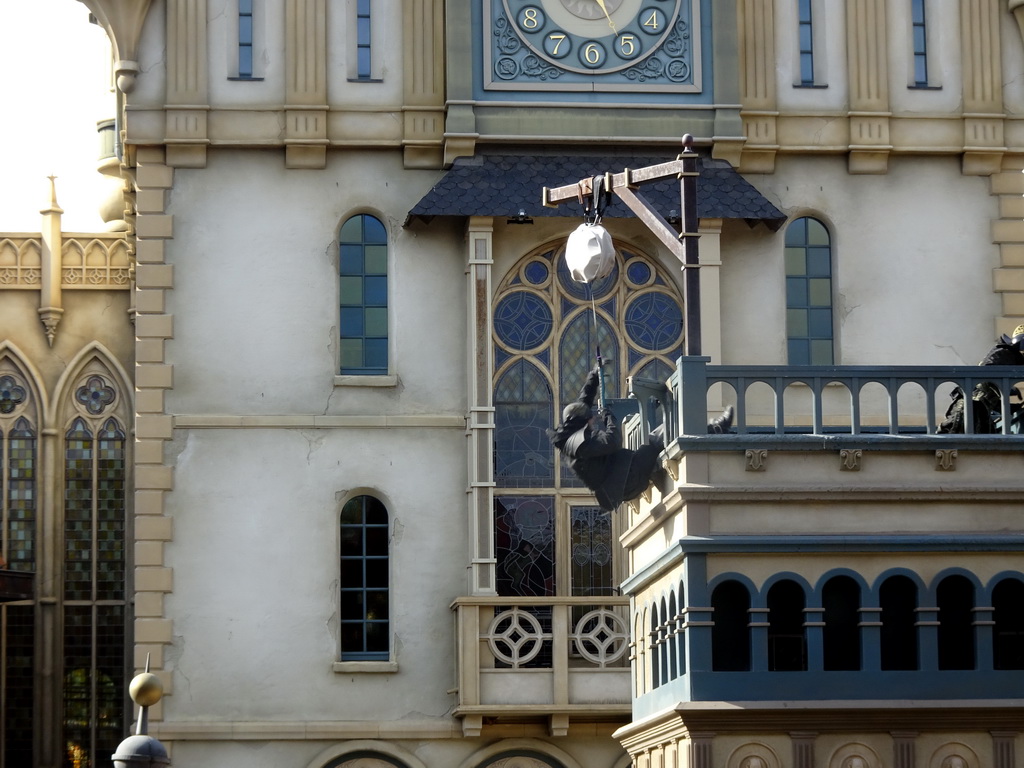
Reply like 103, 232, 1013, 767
339, 214, 388, 375
667, 592, 679, 680
992, 578, 1024, 670
937, 575, 975, 670
712, 580, 751, 671
62, 372, 128, 767
327, 753, 407, 768
880, 575, 918, 671
0, 369, 37, 767
785, 217, 833, 365
767, 580, 807, 671
492, 245, 682, 599
340, 495, 390, 660
822, 575, 861, 671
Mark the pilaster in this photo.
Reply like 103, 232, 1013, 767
961, 0, 1005, 175
466, 217, 496, 595
402, 0, 445, 168
737, 0, 778, 172
846, 0, 891, 173
991, 161, 1024, 335
165, 0, 209, 168
285, 0, 328, 168
131, 146, 176, 718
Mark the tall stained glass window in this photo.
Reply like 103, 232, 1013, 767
339, 214, 389, 375
1, 371, 36, 768
785, 216, 834, 365
492, 245, 682, 599
62, 374, 128, 768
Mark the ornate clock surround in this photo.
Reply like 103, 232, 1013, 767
483, 0, 702, 92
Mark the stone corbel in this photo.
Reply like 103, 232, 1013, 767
75, 0, 154, 93
662, 456, 680, 482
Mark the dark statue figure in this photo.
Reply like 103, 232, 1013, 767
549, 368, 733, 510
937, 325, 1024, 434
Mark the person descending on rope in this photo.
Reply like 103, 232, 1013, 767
549, 367, 734, 511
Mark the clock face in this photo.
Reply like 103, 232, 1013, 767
486, 0, 698, 91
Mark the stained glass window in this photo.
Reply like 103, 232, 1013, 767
340, 214, 389, 374
340, 495, 390, 660
492, 245, 684, 597
1, 374, 37, 768
61, 378, 128, 768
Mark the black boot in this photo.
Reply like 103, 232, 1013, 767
707, 405, 734, 434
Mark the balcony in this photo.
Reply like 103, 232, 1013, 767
628, 357, 1024, 446
451, 596, 632, 736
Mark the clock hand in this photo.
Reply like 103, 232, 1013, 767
593, 0, 618, 35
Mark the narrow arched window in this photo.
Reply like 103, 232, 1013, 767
768, 580, 807, 671
992, 578, 1024, 670
339, 214, 388, 375
785, 217, 833, 365
340, 495, 390, 660
712, 581, 751, 671
937, 575, 975, 670
667, 592, 679, 680
650, 602, 661, 689
238, 0, 254, 78
880, 575, 918, 670
822, 576, 861, 670
911, 0, 928, 87
798, 0, 815, 85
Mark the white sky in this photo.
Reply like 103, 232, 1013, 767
0, 0, 114, 232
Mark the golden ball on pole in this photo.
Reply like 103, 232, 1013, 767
129, 672, 163, 707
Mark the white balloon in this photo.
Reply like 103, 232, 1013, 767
565, 223, 615, 283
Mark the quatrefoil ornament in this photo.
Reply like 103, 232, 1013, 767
76, 375, 116, 415
0, 375, 27, 414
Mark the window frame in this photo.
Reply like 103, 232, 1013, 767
335, 493, 395, 671
784, 215, 835, 366
338, 213, 390, 377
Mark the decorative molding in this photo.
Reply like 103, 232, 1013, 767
935, 449, 958, 471
961, 0, 1005, 174
402, 0, 445, 167
745, 448, 768, 471
285, 0, 328, 168
846, 0, 890, 173
840, 448, 862, 471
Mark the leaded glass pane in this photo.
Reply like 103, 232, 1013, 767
559, 313, 618, 408
364, 245, 387, 274
810, 339, 834, 365
340, 245, 364, 274
96, 419, 125, 602
364, 307, 388, 337
340, 307, 364, 336
362, 215, 387, 243
8, 418, 36, 570
339, 276, 363, 305
364, 339, 387, 369
64, 419, 93, 602
806, 218, 829, 245
495, 496, 555, 596
625, 292, 683, 351
2, 604, 34, 767
339, 217, 362, 242
494, 361, 553, 487
495, 292, 554, 351
809, 307, 833, 336
364, 276, 387, 306
807, 247, 831, 276
570, 506, 613, 597
786, 277, 807, 307
340, 339, 364, 370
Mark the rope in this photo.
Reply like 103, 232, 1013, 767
586, 282, 606, 409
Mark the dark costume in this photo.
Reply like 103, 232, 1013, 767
937, 327, 1024, 434
549, 368, 664, 511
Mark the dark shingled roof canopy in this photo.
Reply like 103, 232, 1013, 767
405, 154, 787, 230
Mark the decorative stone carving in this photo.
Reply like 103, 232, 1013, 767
935, 449, 958, 471
840, 449, 862, 471
745, 448, 768, 471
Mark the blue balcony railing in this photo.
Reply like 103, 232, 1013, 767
624, 357, 1024, 450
